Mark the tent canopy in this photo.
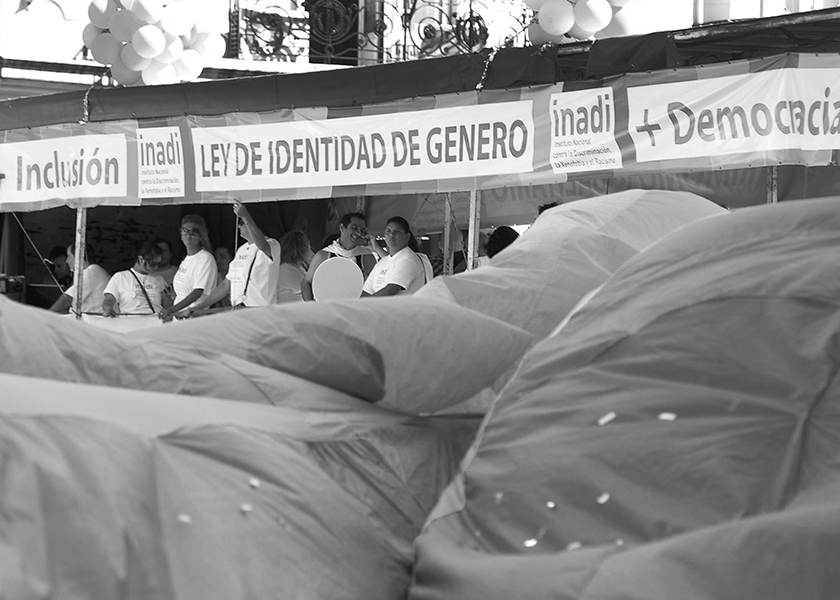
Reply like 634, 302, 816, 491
3, 7, 840, 130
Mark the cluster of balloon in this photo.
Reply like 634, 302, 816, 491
83, 0, 227, 86
526, 0, 638, 45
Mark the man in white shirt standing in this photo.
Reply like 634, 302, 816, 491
49, 243, 110, 315
189, 201, 282, 312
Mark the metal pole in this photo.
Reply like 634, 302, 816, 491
767, 165, 778, 204
466, 188, 480, 270
442, 193, 452, 276
228, 0, 241, 59
72, 206, 87, 319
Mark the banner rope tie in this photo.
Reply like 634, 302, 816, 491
476, 47, 500, 91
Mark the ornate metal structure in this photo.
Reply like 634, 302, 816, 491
234, 0, 529, 65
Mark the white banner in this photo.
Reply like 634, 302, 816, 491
628, 68, 840, 163
550, 87, 622, 173
0, 135, 127, 204
137, 127, 185, 199
192, 102, 534, 192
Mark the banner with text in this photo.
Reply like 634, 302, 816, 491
627, 68, 840, 163
137, 127, 185, 199
550, 87, 622, 173
191, 102, 535, 192
0, 135, 127, 205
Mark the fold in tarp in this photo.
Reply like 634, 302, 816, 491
416, 189, 727, 341
135, 297, 534, 414
410, 196, 840, 600
0, 372, 479, 600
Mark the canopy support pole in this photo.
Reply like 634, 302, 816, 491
72, 206, 87, 320
767, 166, 778, 204
466, 189, 480, 270
442, 193, 453, 276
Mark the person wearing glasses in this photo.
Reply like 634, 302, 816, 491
102, 240, 169, 317
159, 215, 218, 320
361, 216, 426, 297
302, 212, 383, 301
187, 201, 282, 313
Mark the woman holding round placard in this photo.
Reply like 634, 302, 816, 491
361, 216, 427, 297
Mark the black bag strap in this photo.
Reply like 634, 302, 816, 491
129, 269, 156, 314
241, 251, 259, 298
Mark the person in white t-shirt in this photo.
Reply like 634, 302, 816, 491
188, 201, 281, 313
362, 216, 426, 297
49, 243, 110, 315
102, 241, 169, 317
276, 230, 314, 303
302, 212, 383, 301
159, 215, 218, 319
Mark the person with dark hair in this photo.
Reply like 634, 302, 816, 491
187, 201, 281, 312
302, 211, 381, 301
214, 246, 232, 280
43, 245, 72, 288
537, 201, 559, 215
49, 243, 110, 315
484, 225, 520, 259
362, 216, 426, 297
159, 215, 218, 319
102, 240, 168, 317
276, 230, 315, 303
154, 238, 179, 288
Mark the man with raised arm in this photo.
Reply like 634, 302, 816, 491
187, 201, 282, 314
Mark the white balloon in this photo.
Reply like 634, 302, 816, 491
120, 41, 152, 70
109, 8, 142, 42
130, 0, 164, 24
160, 1, 194, 36
132, 24, 166, 58
524, 0, 548, 11
607, 0, 632, 6
538, 0, 574, 37
88, 0, 119, 29
172, 48, 203, 81
567, 21, 596, 40
82, 22, 103, 49
110, 57, 142, 86
574, 0, 613, 33
90, 32, 123, 66
180, 25, 200, 48
142, 60, 179, 85
121, 0, 136, 9
526, 22, 566, 46
191, 32, 226, 59
157, 34, 184, 64
596, 5, 635, 38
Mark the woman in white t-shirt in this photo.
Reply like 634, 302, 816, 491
159, 214, 217, 319
362, 216, 426, 297
102, 241, 168, 316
